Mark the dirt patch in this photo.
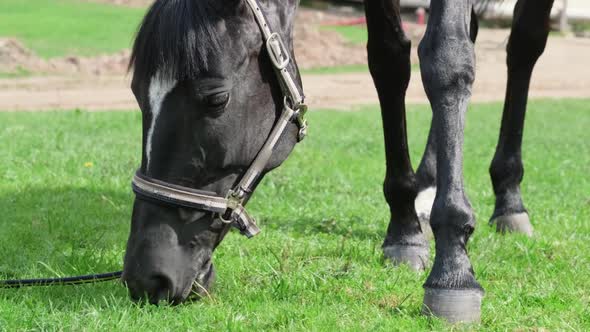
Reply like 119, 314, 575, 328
1, 8, 370, 74
2, 29, 589, 112
0, 38, 130, 76
2, 4, 589, 112
294, 9, 368, 69
0, 39, 37, 73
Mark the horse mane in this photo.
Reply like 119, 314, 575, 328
128, 0, 500, 83
129, 0, 223, 82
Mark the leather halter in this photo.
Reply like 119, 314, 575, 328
131, 0, 308, 238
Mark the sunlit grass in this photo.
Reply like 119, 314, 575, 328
323, 25, 368, 45
303, 63, 370, 75
0, 99, 589, 330
302, 63, 419, 75
0, 0, 145, 58
0, 66, 31, 79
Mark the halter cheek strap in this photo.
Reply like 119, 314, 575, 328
131, 0, 307, 238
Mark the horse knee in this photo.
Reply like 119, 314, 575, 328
506, 0, 553, 71
367, 31, 411, 93
418, 36, 475, 99
507, 23, 549, 71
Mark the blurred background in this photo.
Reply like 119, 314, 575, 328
1, 0, 589, 111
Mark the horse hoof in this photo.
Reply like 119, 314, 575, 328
491, 212, 533, 236
383, 244, 430, 271
422, 288, 483, 323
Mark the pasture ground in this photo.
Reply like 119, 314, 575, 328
1, 99, 589, 331
2, 0, 590, 111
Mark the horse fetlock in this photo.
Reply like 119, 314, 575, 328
383, 174, 418, 209
490, 185, 527, 225
425, 240, 481, 291
383, 196, 431, 270
385, 217, 428, 242
425, 219, 481, 293
489, 154, 524, 191
383, 244, 430, 271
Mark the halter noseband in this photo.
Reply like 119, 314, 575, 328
131, 0, 308, 238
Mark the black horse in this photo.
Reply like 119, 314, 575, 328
122, 0, 554, 323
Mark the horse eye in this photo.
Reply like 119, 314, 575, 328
205, 92, 230, 111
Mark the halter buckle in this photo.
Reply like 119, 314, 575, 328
231, 205, 260, 238
266, 32, 290, 70
219, 189, 260, 238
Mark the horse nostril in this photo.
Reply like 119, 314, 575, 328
202, 258, 211, 268
124, 278, 144, 302
145, 274, 176, 305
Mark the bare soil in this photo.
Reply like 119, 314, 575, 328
0, 8, 367, 76
0, 39, 131, 76
293, 9, 369, 69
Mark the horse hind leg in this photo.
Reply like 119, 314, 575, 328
364, 0, 429, 271
489, 0, 554, 236
415, 123, 436, 238
418, 0, 483, 323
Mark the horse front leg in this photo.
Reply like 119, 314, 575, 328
418, 0, 483, 323
364, 0, 429, 271
489, 0, 554, 236
414, 9, 479, 237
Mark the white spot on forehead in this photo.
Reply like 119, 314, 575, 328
146, 70, 177, 172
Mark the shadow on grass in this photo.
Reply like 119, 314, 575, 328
0, 187, 131, 276
0, 187, 137, 308
0, 186, 131, 233
261, 215, 385, 242
0, 187, 387, 309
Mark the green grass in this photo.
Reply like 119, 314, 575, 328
303, 63, 370, 75
572, 22, 590, 33
0, 66, 31, 79
323, 25, 368, 45
303, 64, 419, 75
1, 99, 589, 330
0, 0, 145, 58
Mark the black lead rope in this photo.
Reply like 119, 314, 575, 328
0, 271, 122, 289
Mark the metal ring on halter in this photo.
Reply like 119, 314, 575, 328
218, 211, 234, 224
283, 96, 307, 142
284, 96, 296, 111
